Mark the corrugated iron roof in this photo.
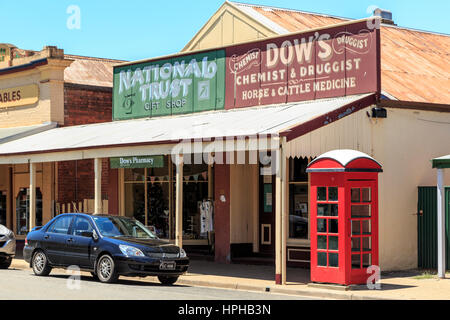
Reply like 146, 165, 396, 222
64, 55, 126, 88
232, 2, 450, 105
0, 93, 372, 160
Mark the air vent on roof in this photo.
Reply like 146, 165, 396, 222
373, 8, 396, 25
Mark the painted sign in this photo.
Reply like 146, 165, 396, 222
110, 155, 164, 169
0, 84, 39, 108
225, 21, 380, 108
113, 50, 226, 120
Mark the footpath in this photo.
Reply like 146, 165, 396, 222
11, 259, 450, 300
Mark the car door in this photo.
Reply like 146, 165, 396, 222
65, 216, 95, 268
41, 215, 74, 265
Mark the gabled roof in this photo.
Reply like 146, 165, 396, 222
185, 1, 450, 105
64, 55, 126, 88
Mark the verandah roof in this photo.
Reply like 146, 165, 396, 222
0, 93, 375, 164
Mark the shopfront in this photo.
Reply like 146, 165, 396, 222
114, 155, 214, 247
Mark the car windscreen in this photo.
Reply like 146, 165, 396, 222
92, 216, 158, 239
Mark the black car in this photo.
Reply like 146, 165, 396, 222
23, 213, 189, 284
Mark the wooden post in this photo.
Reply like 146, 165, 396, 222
275, 147, 282, 284
29, 162, 36, 232
94, 158, 102, 214
281, 137, 287, 285
175, 154, 184, 248
437, 168, 446, 279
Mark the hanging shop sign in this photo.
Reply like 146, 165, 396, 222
224, 20, 380, 108
0, 84, 39, 109
110, 155, 164, 169
113, 50, 226, 120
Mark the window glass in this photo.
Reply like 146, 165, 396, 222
362, 220, 371, 234
124, 168, 145, 182
48, 216, 73, 234
317, 187, 326, 201
328, 236, 338, 250
317, 204, 338, 217
328, 253, 338, 267
361, 188, 371, 202
351, 188, 360, 202
317, 235, 327, 250
362, 237, 372, 251
71, 217, 93, 236
317, 252, 327, 266
351, 220, 361, 235
328, 187, 338, 201
288, 157, 308, 182
351, 205, 371, 217
352, 254, 361, 269
352, 238, 361, 252
317, 219, 327, 233
289, 184, 308, 239
328, 219, 338, 233
363, 254, 372, 268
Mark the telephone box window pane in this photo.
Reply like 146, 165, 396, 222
329, 236, 338, 250
317, 187, 326, 201
352, 254, 361, 269
328, 187, 338, 201
317, 235, 327, 249
362, 188, 371, 202
328, 219, 338, 233
317, 219, 327, 233
351, 205, 371, 217
362, 220, 371, 234
317, 204, 338, 216
362, 237, 372, 251
351, 238, 361, 252
351, 220, 361, 235
317, 252, 327, 266
351, 188, 360, 202
329, 253, 338, 267
363, 254, 372, 268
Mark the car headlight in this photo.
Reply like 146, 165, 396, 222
179, 248, 187, 258
119, 244, 144, 257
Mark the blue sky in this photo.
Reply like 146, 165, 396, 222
1, 0, 448, 61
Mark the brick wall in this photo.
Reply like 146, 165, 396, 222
57, 83, 115, 213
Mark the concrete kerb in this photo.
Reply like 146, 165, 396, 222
9, 259, 391, 300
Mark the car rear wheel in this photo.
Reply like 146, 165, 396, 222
96, 255, 119, 283
32, 250, 52, 276
158, 275, 179, 285
0, 257, 12, 269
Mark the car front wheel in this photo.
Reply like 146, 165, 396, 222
96, 254, 119, 283
158, 275, 179, 285
0, 257, 12, 269
32, 250, 52, 276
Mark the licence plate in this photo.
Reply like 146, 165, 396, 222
159, 261, 176, 270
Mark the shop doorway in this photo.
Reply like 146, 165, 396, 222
16, 188, 42, 235
259, 162, 275, 256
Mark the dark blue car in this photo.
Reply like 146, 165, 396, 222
23, 213, 189, 284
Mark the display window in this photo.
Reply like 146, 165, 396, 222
15, 187, 42, 235
288, 157, 310, 240
123, 155, 211, 241
0, 191, 6, 226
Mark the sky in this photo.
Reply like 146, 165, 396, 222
1, 0, 448, 61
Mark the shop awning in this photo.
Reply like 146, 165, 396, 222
0, 93, 376, 164
432, 155, 450, 169
0, 122, 57, 144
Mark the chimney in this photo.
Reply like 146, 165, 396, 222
373, 8, 396, 25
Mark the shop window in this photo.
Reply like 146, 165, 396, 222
288, 157, 310, 240
0, 191, 6, 226
123, 155, 211, 241
16, 188, 42, 235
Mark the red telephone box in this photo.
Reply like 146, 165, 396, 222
306, 150, 382, 285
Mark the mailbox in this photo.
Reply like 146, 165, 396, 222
306, 150, 382, 285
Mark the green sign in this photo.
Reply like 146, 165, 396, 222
110, 155, 164, 169
113, 50, 225, 120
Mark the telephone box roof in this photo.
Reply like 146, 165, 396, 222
306, 149, 382, 172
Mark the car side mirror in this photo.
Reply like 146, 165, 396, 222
92, 230, 99, 241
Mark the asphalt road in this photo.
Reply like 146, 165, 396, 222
0, 267, 316, 300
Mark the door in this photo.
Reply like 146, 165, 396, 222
65, 216, 95, 268
417, 186, 450, 270
259, 162, 275, 255
42, 215, 74, 265
347, 181, 378, 283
